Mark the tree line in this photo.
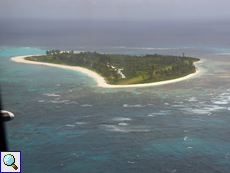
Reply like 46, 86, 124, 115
27, 50, 199, 84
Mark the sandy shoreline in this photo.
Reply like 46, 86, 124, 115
11, 55, 202, 88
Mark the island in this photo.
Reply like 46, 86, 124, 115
24, 50, 200, 85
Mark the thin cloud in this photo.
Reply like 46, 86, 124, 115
0, 0, 230, 20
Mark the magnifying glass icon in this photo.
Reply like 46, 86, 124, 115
3, 154, 18, 170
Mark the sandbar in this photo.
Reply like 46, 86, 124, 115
11, 55, 201, 88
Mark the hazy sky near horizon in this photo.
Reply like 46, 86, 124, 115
0, 0, 229, 21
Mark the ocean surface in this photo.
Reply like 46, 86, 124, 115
1, 19, 230, 172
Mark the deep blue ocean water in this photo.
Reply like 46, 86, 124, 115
1, 19, 230, 172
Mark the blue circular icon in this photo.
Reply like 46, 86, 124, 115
3, 154, 15, 166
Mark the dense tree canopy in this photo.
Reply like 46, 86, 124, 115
26, 50, 200, 85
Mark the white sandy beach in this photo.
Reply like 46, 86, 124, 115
11, 55, 202, 88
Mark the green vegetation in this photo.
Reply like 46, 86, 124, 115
25, 50, 200, 85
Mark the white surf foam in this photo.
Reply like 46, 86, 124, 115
101, 125, 150, 132
188, 97, 198, 102
212, 100, 229, 104
148, 110, 171, 116
38, 100, 44, 102
184, 136, 188, 141
220, 93, 230, 96
75, 122, 86, 125
182, 104, 227, 115
118, 123, 128, 126
212, 105, 227, 110
43, 93, 61, 97
127, 161, 135, 164
50, 100, 69, 103
66, 124, 75, 127
148, 113, 165, 117
172, 105, 185, 107
123, 104, 144, 107
101, 125, 127, 132
113, 117, 131, 121
81, 104, 93, 107
183, 108, 210, 114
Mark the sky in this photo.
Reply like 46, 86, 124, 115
0, 0, 230, 21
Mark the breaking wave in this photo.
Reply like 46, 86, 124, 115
181, 104, 227, 114
75, 122, 86, 125
212, 100, 229, 104
50, 100, 69, 103
113, 117, 131, 121
188, 97, 198, 102
43, 93, 61, 97
66, 124, 75, 127
148, 110, 171, 117
118, 123, 128, 126
184, 136, 188, 141
123, 104, 144, 108
101, 125, 127, 132
81, 104, 93, 107
101, 125, 150, 133
148, 113, 165, 117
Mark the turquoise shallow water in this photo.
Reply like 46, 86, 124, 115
1, 46, 230, 172
1, 18, 230, 173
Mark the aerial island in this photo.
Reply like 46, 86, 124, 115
24, 50, 200, 85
